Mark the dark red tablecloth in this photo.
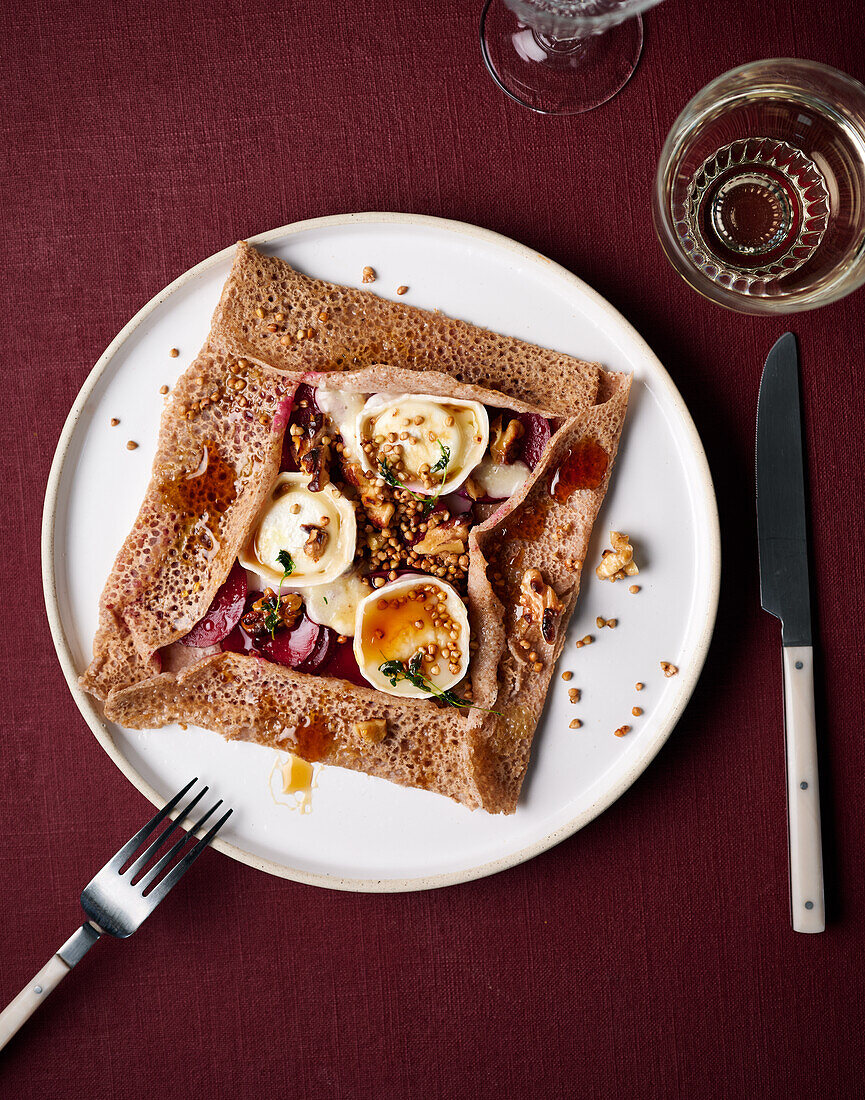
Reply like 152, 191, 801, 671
2, 0, 864, 1095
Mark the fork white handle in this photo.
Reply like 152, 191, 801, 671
0, 923, 101, 1051
783, 646, 825, 934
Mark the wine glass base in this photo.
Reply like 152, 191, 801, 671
480, 0, 644, 115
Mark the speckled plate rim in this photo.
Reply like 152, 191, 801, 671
42, 211, 721, 893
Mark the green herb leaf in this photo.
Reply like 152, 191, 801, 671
430, 441, 451, 474
378, 457, 403, 492
377, 654, 498, 713
262, 596, 282, 639
378, 442, 451, 517
276, 549, 294, 578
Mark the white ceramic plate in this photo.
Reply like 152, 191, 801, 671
43, 213, 720, 892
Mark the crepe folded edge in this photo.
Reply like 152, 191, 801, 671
208, 240, 604, 416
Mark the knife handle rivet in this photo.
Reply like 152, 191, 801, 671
800, 781, 808, 789
805, 901, 814, 910
795, 661, 803, 669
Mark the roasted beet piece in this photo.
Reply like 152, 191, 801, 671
260, 612, 322, 667
517, 413, 552, 470
319, 641, 367, 687
179, 561, 248, 647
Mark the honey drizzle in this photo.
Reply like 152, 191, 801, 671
549, 437, 609, 500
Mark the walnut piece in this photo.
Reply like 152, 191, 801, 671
365, 529, 387, 552
596, 531, 639, 581
489, 413, 525, 465
301, 524, 329, 562
342, 458, 395, 530
290, 409, 332, 492
300, 445, 330, 492
661, 661, 679, 678
241, 591, 302, 638
355, 718, 387, 743
519, 568, 563, 644
362, 494, 395, 530
413, 517, 470, 556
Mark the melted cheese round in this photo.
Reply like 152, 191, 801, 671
299, 571, 370, 637
357, 394, 488, 496
354, 575, 471, 698
239, 473, 356, 587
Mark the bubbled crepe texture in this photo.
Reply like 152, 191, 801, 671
83, 242, 630, 814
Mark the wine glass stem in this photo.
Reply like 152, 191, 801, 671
533, 30, 587, 56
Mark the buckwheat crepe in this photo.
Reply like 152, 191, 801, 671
82, 242, 630, 813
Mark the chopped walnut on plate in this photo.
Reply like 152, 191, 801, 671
596, 530, 639, 582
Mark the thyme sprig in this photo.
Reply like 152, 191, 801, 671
378, 652, 498, 713
257, 550, 296, 638
378, 441, 451, 516
262, 595, 283, 639
276, 549, 295, 583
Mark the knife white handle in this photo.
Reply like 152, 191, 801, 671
783, 645, 825, 933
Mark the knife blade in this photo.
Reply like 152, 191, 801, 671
757, 332, 811, 645
756, 332, 824, 933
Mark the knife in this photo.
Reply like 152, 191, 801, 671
756, 332, 824, 934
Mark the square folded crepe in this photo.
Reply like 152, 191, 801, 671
81, 241, 630, 813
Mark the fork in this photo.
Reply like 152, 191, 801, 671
0, 778, 232, 1050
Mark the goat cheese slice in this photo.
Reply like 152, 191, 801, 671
354, 574, 471, 699
239, 472, 356, 587
357, 394, 488, 496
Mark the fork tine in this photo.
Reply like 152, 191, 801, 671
106, 778, 199, 872
145, 805, 233, 904
125, 784, 209, 881
136, 795, 224, 892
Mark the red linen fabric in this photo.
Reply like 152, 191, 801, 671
1, 1, 864, 1096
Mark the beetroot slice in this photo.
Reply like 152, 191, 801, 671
260, 612, 321, 668
180, 561, 248, 647
295, 624, 337, 673
221, 623, 257, 655
294, 382, 319, 410
517, 413, 552, 470
272, 386, 297, 435
320, 641, 368, 687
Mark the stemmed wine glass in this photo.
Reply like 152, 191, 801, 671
480, 0, 665, 115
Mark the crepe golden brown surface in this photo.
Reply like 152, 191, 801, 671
81, 242, 631, 814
